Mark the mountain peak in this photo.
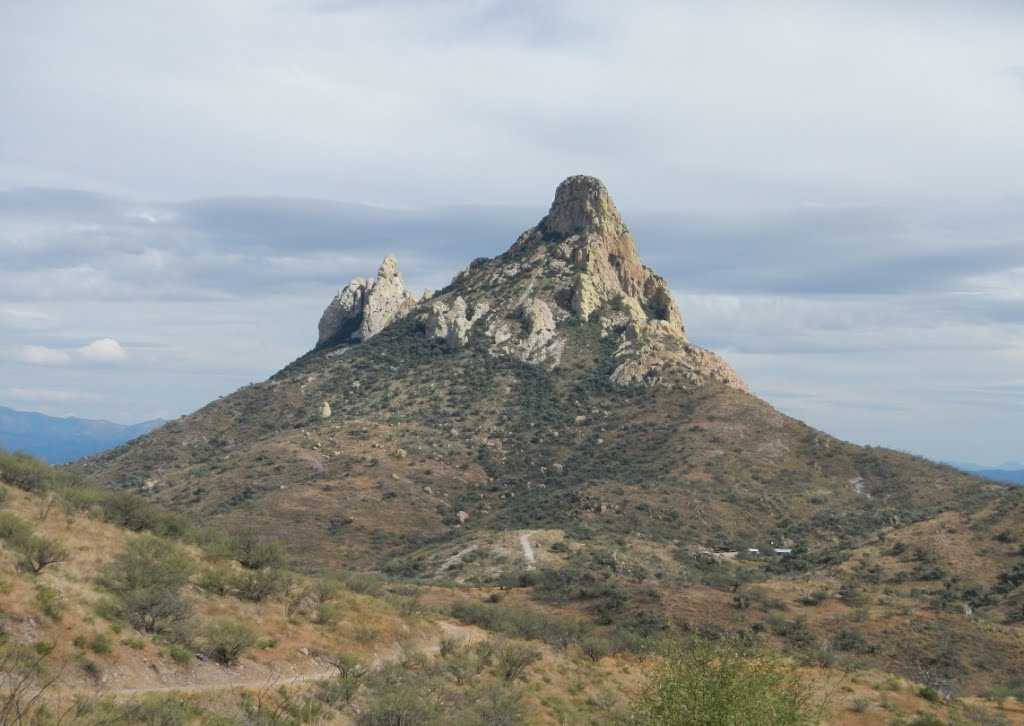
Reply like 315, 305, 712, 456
412, 177, 748, 391
312, 177, 746, 391
541, 175, 623, 237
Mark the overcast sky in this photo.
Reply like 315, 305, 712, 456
1, 1, 1022, 467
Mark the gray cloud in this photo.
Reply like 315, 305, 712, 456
1, 1, 1022, 465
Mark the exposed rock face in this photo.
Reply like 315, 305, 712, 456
423, 296, 489, 348
317, 254, 418, 346
415, 175, 747, 392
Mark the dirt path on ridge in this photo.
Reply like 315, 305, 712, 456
520, 532, 536, 564
62, 621, 478, 700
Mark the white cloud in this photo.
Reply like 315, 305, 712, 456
11, 345, 71, 365
2, 387, 102, 403
0, 307, 59, 330
77, 338, 127, 362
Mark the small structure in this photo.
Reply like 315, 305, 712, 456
773, 548, 793, 556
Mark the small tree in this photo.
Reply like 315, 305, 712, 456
494, 640, 540, 682
234, 568, 285, 602
203, 620, 258, 665
310, 577, 341, 604
102, 535, 195, 633
232, 530, 286, 570
16, 534, 68, 574
0, 511, 33, 542
630, 636, 819, 726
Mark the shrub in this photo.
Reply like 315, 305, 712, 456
316, 602, 343, 626
101, 535, 195, 633
233, 568, 285, 602
798, 590, 828, 607
630, 636, 819, 726
232, 532, 286, 570
0, 512, 33, 543
494, 640, 540, 681
464, 683, 526, 726
88, 633, 112, 655
832, 629, 876, 655
34, 584, 65, 621
326, 653, 367, 679
0, 451, 52, 492
15, 534, 68, 574
356, 684, 440, 725
196, 565, 236, 596
167, 644, 192, 665
310, 578, 341, 603
315, 675, 361, 708
203, 620, 257, 665
580, 635, 614, 661
439, 636, 461, 658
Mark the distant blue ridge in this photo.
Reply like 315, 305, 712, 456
0, 405, 165, 464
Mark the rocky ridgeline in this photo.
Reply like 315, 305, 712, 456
317, 176, 747, 391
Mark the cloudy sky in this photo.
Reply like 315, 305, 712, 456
1, 1, 1021, 466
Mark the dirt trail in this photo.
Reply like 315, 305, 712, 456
437, 544, 478, 573
65, 621, 477, 700
520, 531, 536, 564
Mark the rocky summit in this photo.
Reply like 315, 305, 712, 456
322, 175, 747, 390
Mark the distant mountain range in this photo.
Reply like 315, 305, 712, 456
0, 405, 165, 464
952, 462, 1024, 486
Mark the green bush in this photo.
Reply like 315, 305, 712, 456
167, 644, 193, 665
34, 584, 65, 621
233, 568, 285, 602
196, 564, 236, 596
494, 640, 540, 681
88, 633, 112, 655
101, 535, 195, 633
356, 684, 440, 726
316, 602, 343, 626
203, 620, 257, 665
0, 511, 33, 543
0, 451, 53, 492
629, 636, 819, 726
232, 532, 286, 570
15, 533, 68, 574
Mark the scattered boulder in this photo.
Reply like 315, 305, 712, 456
320, 401, 332, 419
456, 511, 469, 524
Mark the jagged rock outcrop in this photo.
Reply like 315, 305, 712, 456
423, 296, 489, 348
416, 175, 747, 391
317, 254, 418, 346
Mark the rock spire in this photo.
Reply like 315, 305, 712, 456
317, 254, 418, 346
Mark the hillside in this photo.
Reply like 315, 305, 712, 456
78, 177, 1024, 714
0, 406, 165, 464
3, 452, 1020, 724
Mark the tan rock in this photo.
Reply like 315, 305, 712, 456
423, 296, 488, 348
317, 254, 417, 346
357, 254, 418, 341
